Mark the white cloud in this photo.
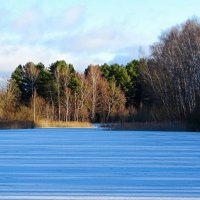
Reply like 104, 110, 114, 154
0, 44, 58, 73
14, 7, 40, 30
0, 42, 120, 75
76, 30, 116, 50
63, 5, 85, 27
0, 1, 151, 76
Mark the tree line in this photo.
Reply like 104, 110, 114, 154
0, 18, 200, 128
1, 60, 141, 123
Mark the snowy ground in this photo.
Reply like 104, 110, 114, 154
0, 128, 200, 200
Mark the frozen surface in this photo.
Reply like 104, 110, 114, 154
0, 128, 200, 199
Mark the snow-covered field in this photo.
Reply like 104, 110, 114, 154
0, 128, 200, 200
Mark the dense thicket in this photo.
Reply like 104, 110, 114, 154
1, 18, 200, 128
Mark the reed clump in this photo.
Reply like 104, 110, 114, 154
35, 119, 93, 128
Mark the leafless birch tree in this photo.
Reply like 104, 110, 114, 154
143, 19, 200, 120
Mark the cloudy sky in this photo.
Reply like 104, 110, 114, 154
0, 0, 200, 77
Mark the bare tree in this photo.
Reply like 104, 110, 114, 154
143, 19, 200, 120
0, 79, 19, 120
75, 74, 90, 121
54, 66, 62, 121
60, 66, 71, 122
25, 62, 40, 122
86, 65, 101, 122
107, 81, 126, 121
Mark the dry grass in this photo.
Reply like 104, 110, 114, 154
113, 121, 187, 131
0, 120, 35, 129
0, 119, 93, 129
35, 119, 93, 128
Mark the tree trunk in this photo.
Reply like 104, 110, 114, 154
33, 88, 36, 122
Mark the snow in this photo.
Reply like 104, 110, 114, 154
0, 128, 200, 200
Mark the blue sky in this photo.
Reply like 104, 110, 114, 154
0, 0, 200, 78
